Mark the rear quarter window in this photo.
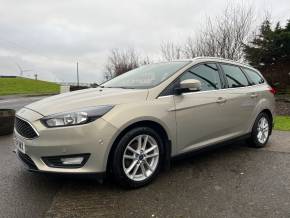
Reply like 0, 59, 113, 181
242, 68, 265, 85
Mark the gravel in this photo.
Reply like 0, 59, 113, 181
276, 101, 290, 116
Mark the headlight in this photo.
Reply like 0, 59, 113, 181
41, 105, 114, 128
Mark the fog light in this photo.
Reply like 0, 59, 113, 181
42, 153, 90, 168
61, 157, 84, 165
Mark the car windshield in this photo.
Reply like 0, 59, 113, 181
102, 61, 190, 89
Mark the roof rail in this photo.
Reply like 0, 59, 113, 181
193, 56, 237, 62
192, 56, 252, 68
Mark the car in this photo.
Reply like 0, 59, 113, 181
14, 57, 275, 188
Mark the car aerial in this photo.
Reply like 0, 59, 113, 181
14, 57, 275, 188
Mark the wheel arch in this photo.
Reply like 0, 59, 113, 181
106, 120, 172, 173
249, 108, 274, 136
261, 109, 273, 122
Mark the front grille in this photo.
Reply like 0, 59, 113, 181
17, 150, 38, 170
15, 117, 38, 139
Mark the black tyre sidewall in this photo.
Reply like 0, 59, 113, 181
250, 113, 271, 148
112, 127, 164, 188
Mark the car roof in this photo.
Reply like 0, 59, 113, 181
171, 57, 257, 72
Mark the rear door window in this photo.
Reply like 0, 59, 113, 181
221, 64, 249, 88
243, 68, 265, 85
180, 63, 222, 91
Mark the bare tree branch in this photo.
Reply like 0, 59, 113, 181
168, 2, 255, 61
104, 48, 152, 80
104, 48, 139, 80
194, 2, 254, 61
160, 41, 183, 61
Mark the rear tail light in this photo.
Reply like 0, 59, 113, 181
269, 86, 276, 95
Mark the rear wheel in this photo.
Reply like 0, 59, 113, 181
248, 112, 271, 148
111, 127, 164, 188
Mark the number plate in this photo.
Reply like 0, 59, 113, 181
14, 137, 26, 153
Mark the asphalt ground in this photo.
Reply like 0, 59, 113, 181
0, 135, 63, 218
1, 130, 290, 218
0, 96, 45, 111
0, 96, 290, 217
44, 133, 290, 218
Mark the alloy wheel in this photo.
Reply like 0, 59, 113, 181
257, 117, 269, 144
122, 134, 159, 182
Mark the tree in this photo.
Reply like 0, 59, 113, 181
104, 48, 145, 80
244, 18, 290, 67
194, 3, 253, 60
285, 19, 290, 31
160, 41, 183, 61
244, 18, 290, 91
161, 2, 254, 61
183, 37, 199, 59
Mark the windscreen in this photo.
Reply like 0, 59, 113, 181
102, 61, 190, 89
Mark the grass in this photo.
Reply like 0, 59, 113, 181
0, 77, 60, 96
274, 116, 290, 131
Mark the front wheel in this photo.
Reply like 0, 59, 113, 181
248, 112, 272, 148
111, 127, 164, 188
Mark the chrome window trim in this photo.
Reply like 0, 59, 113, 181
157, 60, 267, 98
157, 83, 267, 99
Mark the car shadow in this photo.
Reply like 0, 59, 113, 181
45, 139, 280, 218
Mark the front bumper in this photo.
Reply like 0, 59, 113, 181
14, 109, 118, 174
16, 149, 38, 171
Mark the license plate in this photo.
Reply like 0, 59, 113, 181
14, 137, 26, 153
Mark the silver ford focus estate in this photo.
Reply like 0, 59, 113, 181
14, 57, 275, 188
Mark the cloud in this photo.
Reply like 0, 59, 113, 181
0, 0, 289, 83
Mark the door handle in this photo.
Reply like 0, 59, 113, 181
216, 97, 227, 104
250, 93, 258, 98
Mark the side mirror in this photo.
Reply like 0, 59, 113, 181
175, 79, 201, 95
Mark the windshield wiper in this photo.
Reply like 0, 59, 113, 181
102, 86, 136, 89
99, 86, 116, 88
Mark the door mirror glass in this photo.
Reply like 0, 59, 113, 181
175, 79, 201, 94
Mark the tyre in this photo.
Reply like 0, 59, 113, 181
111, 127, 164, 188
248, 112, 272, 148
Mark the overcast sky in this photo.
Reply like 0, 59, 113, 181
0, 0, 289, 83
